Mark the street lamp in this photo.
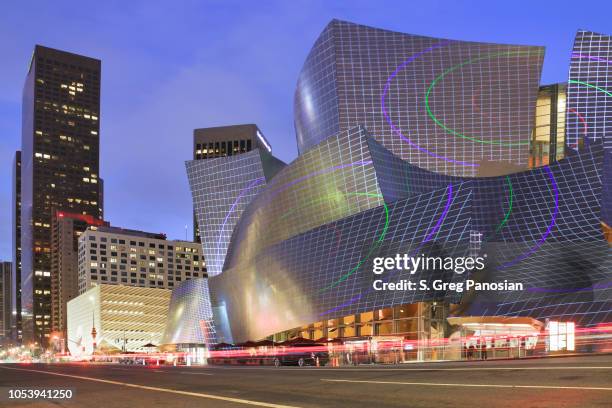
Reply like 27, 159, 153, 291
89, 296, 97, 355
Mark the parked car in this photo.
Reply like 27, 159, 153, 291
273, 344, 329, 367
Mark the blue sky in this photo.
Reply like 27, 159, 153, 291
1, 0, 611, 260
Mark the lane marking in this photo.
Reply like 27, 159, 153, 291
0, 366, 300, 408
321, 378, 612, 391
178, 372, 213, 375
178, 366, 612, 372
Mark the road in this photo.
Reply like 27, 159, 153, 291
0, 355, 611, 407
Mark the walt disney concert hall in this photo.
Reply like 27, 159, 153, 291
165, 20, 611, 359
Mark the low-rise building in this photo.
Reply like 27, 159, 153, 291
77, 226, 205, 294
66, 284, 171, 356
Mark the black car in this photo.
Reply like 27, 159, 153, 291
273, 344, 329, 367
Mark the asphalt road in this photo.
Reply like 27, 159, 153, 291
0, 355, 611, 408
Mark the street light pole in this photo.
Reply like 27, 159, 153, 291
91, 310, 97, 353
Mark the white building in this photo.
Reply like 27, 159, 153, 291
67, 284, 171, 356
77, 226, 205, 294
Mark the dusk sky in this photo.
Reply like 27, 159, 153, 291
1, 0, 611, 260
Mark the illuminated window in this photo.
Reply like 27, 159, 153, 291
547, 321, 575, 351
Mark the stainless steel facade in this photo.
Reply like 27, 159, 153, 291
212, 135, 609, 342
179, 21, 611, 345
294, 19, 544, 177
566, 30, 612, 226
161, 278, 216, 345
224, 126, 386, 272
186, 149, 285, 278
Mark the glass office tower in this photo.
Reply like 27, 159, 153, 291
20, 46, 103, 345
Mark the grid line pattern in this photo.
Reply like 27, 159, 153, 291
566, 30, 612, 225
186, 150, 271, 277
294, 19, 543, 177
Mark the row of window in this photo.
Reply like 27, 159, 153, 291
86, 235, 198, 252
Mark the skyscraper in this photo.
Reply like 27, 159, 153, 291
20, 45, 103, 345
192, 124, 273, 242
0, 262, 12, 340
12, 151, 22, 342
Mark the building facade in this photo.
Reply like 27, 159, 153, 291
566, 30, 612, 227
177, 22, 611, 351
0, 262, 12, 340
294, 19, 544, 177
531, 84, 567, 167
20, 45, 103, 344
161, 278, 216, 346
192, 124, 273, 242
212, 129, 608, 342
77, 226, 204, 294
66, 284, 171, 356
50, 211, 107, 345
186, 146, 284, 278
12, 151, 22, 342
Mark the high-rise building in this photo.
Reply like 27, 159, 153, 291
50, 211, 107, 345
192, 124, 273, 242
77, 226, 204, 294
12, 151, 22, 342
20, 45, 103, 345
67, 284, 171, 356
0, 262, 12, 340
